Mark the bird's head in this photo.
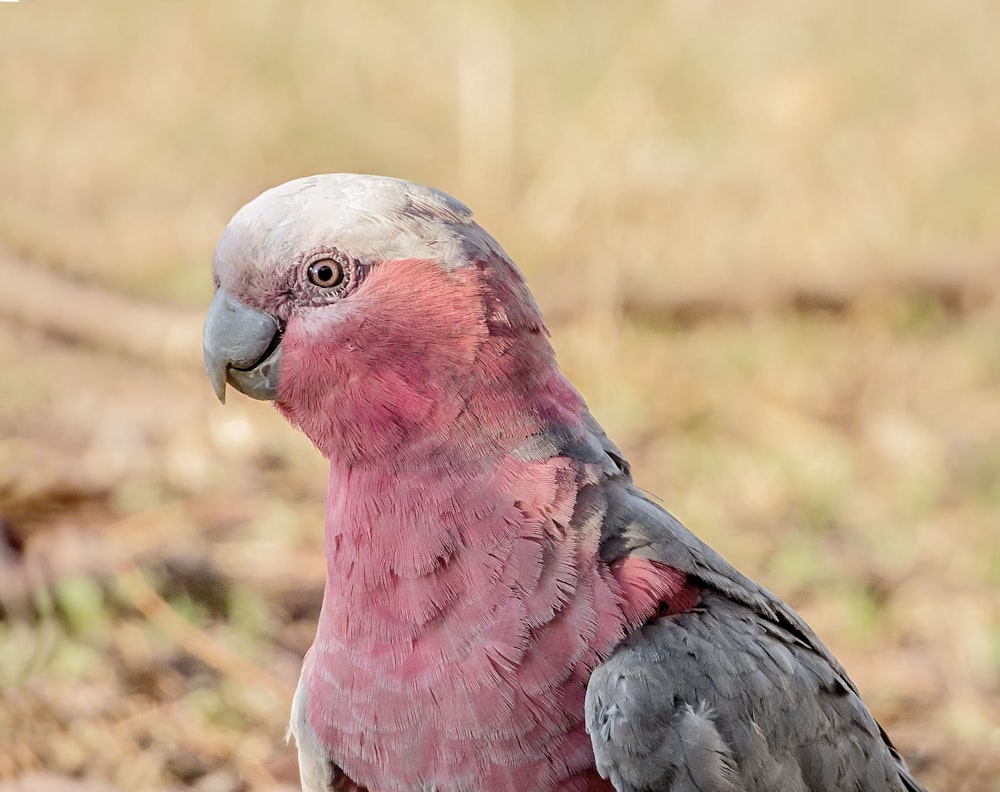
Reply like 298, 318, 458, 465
204, 174, 580, 464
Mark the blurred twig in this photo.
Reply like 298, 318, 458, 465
111, 699, 282, 790
0, 248, 202, 369
114, 560, 295, 700
543, 257, 1000, 325
0, 499, 246, 615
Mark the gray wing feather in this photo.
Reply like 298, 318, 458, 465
586, 593, 920, 792
559, 414, 927, 792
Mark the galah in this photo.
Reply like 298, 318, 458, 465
202, 174, 926, 792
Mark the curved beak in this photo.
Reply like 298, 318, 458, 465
203, 287, 282, 404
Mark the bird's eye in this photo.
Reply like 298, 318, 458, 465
307, 259, 345, 288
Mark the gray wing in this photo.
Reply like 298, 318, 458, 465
586, 592, 920, 791
552, 415, 926, 792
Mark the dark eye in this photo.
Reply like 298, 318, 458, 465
307, 259, 345, 288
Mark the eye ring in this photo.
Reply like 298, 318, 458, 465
307, 258, 346, 288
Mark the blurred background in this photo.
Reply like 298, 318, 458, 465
1, 1, 998, 790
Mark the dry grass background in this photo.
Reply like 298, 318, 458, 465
0, 1, 998, 790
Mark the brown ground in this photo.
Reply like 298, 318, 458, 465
1, 2, 998, 791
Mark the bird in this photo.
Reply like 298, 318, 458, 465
202, 173, 926, 792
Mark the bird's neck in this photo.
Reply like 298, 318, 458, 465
312, 361, 598, 633
317, 385, 576, 586
322, 450, 504, 581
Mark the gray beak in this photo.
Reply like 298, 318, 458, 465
203, 287, 282, 404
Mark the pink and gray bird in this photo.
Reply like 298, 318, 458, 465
203, 174, 926, 792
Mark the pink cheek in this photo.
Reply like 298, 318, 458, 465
274, 324, 329, 401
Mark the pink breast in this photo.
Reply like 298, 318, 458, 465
301, 456, 698, 790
